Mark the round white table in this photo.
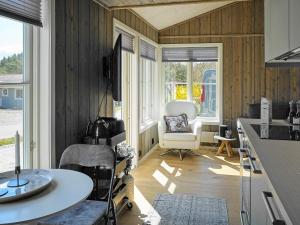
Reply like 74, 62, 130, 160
0, 169, 93, 225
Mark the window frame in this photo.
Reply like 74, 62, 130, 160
0, 19, 33, 170
2, 89, 8, 96
139, 37, 159, 133
160, 43, 223, 125
15, 88, 23, 100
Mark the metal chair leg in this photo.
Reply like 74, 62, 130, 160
160, 149, 174, 156
111, 200, 117, 225
179, 150, 183, 160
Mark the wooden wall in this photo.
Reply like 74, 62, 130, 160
139, 124, 159, 159
55, 0, 159, 166
55, 0, 113, 166
159, 0, 300, 132
113, 9, 158, 42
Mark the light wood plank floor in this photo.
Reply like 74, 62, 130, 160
118, 147, 240, 225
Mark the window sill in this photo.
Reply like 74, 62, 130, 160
139, 120, 158, 134
196, 117, 221, 125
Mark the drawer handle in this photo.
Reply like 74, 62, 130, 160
240, 211, 249, 225
262, 191, 286, 225
238, 148, 247, 155
237, 128, 244, 134
249, 156, 262, 174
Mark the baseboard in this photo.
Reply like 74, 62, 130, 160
137, 144, 158, 166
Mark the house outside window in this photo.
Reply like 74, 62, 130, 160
162, 44, 223, 124
0, 16, 32, 172
2, 89, 8, 96
15, 89, 23, 100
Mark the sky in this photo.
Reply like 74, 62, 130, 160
0, 16, 23, 61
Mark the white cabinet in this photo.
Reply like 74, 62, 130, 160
265, 0, 289, 62
264, 0, 300, 62
264, 0, 272, 62
289, 0, 300, 51
249, 148, 268, 225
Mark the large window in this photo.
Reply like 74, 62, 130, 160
139, 39, 156, 130
163, 45, 222, 123
140, 58, 155, 128
0, 16, 31, 172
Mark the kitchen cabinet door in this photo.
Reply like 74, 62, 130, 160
263, 189, 289, 225
268, 0, 290, 60
249, 149, 268, 225
289, 0, 300, 51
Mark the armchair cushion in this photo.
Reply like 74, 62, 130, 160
163, 132, 196, 141
164, 113, 191, 133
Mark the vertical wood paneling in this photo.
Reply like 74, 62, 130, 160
65, 0, 79, 147
113, 9, 158, 42
55, 0, 114, 166
55, 0, 66, 165
158, 0, 300, 132
78, 0, 90, 138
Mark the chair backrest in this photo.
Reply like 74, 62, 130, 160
59, 144, 116, 169
59, 144, 116, 214
165, 101, 198, 120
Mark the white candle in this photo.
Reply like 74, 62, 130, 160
15, 131, 20, 168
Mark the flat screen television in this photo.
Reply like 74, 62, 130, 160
112, 34, 122, 101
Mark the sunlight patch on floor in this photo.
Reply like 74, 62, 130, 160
167, 182, 176, 194
152, 169, 168, 186
208, 164, 240, 176
134, 186, 162, 225
160, 160, 175, 174
174, 169, 182, 177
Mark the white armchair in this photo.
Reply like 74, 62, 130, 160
158, 101, 202, 160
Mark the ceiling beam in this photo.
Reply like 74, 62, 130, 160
108, 0, 250, 10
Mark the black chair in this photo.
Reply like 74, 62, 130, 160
38, 144, 117, 225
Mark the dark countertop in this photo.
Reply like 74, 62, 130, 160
239, 118, 300, 225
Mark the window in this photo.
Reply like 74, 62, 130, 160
139, 40, 156, 130
2, 89, 8, 96
0, 16, 32, 172
15, 89, 23, 99
113, 26, 135, 145
162, 45, 222, 123
140, 58, 155, 127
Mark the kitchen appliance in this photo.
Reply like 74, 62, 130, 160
288, 100, 297, 124
293, 100, 300, 124
261, 97, 272, 124
251, 124, 300, 141
219, 125, 228, 138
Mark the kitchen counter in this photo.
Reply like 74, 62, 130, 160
239, 118, 300, 225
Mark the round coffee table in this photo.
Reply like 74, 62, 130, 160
0, 169, 93, 224
214, 135, 236, 157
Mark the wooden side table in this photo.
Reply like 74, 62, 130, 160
214, 135, 236, 157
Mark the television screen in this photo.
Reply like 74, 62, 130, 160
112, 34, 122, 101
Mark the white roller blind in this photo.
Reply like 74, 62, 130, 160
140, 39, 156, 61
162, 47, 218, 62
115, 27, 135, 53
0, 0, 42, 26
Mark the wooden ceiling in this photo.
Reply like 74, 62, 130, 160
95, 0, 248, 10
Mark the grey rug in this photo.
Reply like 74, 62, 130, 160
143, 193, 229, 225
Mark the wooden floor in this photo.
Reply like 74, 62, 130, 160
118, 147, 241, 225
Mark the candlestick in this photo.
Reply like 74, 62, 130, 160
7, 131, 29, 187
15, 131, 20, 168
